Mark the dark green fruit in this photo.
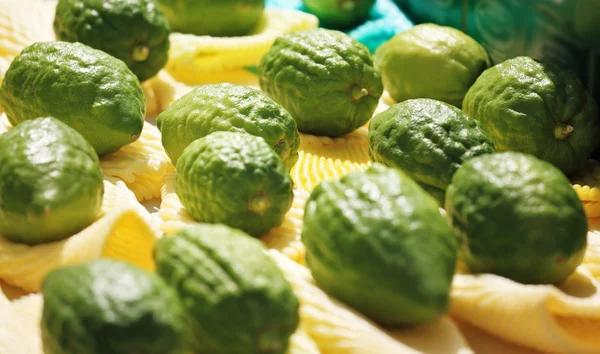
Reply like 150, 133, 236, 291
157, 83, 299, 168
0, 41, 145, 155
54, 0, 171, 81
302, 163, 457, 326
175, 131, 293, 237
259, 28, 383, 137
0, 117, 103, 245
41, 259, 187, 354
368, 98, 495, 204
445, 151, 588, 284
155, 223, 300, 354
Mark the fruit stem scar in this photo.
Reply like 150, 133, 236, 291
339, 0, 357, 11
554, 123, 574, 140
249, 193, 270, 215
351, 85, 369, 101
132, 45, 149, 62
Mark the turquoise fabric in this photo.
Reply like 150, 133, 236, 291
265, 0, 413, 53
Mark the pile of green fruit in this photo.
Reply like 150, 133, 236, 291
0, 0, 598, 351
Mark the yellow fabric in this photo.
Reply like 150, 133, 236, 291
0, 180, 158, 292
100, 122, 173, 202
0, 113, 8, 134
269, 250, 474, 354
288, 327, 322, 354
0, 0, 55, 59
571, 160, 600, 217
451, 266, 600, 354
141, 70, 193, 118
0, 291, 43, 354
291, 129, 371, 192
165, 9, 318, 85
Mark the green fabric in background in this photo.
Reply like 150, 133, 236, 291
395, 0, 600, 103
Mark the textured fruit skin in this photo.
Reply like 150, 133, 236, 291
374, 23, 491, 107
157, 0, 264, 37
157, 83, 300, 169
0, 41, 145, 155
258, 28, 383, 137
463, 56, 600, 174
54, 0, 170, 82
41, 259, 187, 354
155, 223, 300, 354
302, 163, 457, 326
175, 132, 293, 237
302, 0, 375, 30
445, 152, 588, 284
0, 117, 103, 245
368, 99, 495, 204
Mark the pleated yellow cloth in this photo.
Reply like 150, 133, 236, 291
269, 250, 474, 354
571, 160, 600, 218
100, 122, 173, 202
165, 9, 318, 85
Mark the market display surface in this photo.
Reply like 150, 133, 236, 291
1, 1, 600, 354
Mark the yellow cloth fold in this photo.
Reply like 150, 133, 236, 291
165, 9, 318, 85
141, 70, 193, 118
0, 180, 158, 292
0, 0, 55, 59
0, 291, 43, 354
100, 122, 173, 202
451, 266, 600, 354
291, 129, 371, 192
268, 250, 474, 354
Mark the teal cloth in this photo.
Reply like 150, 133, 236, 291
265, 0, 413, 53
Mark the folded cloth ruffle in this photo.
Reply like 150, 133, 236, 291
265, 0, 413, 52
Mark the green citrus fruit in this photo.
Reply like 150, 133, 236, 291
157, 0, 265, 37
175, 131, 293, 237
368, 98, 495, 204
54, 0, 171, 82
374, 23, 491, 107
445, 152, 588, 284
258, 28, 383, 137
0, 117, 103, 245
302, 0, 375, 30
302, 163, 457, 325
157, 83, 299, 169
463, 56, 600, 174
41, 259, 187, 354
155, 223, 300, 354
0, 41, 145, 156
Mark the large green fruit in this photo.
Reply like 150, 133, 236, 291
0, 41, 145, 155
157, 83, 299, 168
463, 56, 600, 174
155, 223, 300, 354
302, 163, 457, 326
157, 0, 265, 37
445, 152, 588, 284
374, 23, 491, 107
175, 131, 293, 237
0, 117, 103, 245
41, 259, 187, 354
368, 98, 495, 204
258, 28, 383, 137
302, 0, 376, 30
54, 0, 171, 82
